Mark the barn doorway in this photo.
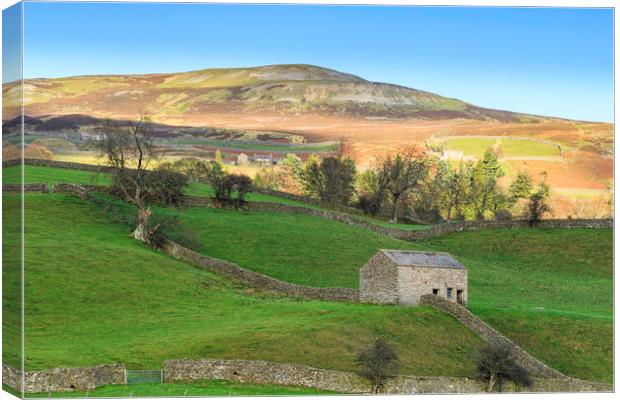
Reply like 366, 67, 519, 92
457, 290, 464, 305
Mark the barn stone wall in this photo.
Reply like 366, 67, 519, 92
359, 253, 400, 304
397, 266, 467, 305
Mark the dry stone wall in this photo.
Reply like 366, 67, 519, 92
3, 183, 49, 193
419, 294, 564, 378
162, 358, 612, 394
162, 240, 359, 302
2, 363, 125, 393
240, 202, 612, 242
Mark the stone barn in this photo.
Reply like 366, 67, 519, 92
359, 250, 467, 306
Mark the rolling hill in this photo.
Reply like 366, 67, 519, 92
4, 64, 534, 122
2, 64, 614, 218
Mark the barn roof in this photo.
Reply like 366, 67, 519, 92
379, 250, 465, 269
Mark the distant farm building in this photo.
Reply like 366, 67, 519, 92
440, 150, 475, 162
79, 132, 104, 142
249, 153, 282, 165
236, 153, 249, 165
359, 250, 467, 306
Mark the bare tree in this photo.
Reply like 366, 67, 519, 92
96, 114, 158, 242
355, 337, 400, 394
477, 343, 533, 392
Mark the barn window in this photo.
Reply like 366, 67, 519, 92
432, 289, 439, 295
447, 288, 453, 298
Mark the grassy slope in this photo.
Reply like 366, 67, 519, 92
3, 165, 429, 232
158, 206, 421, 288
22, 380, 336, 397
5, 193, 482, 377
3, 166, 612, 382
417, 229, 613, 382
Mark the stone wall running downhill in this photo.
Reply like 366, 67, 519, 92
419, 294, 564, 379
2, 363, 126, 393
162, 359, 612, 394
161, 240, 359, 303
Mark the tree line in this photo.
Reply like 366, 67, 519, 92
254, 146, 551, 224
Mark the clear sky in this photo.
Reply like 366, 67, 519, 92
3, 2, 614, 122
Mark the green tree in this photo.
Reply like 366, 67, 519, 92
510, 170, 534, 202
214, 149, 223, 166
525, 173, 551, 225
382, 148, 430, 223
301, 156, 357, 206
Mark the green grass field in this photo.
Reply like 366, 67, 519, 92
3, 165, 429, 232
157, 205, 421, 288
4, 193, 483, 378
21, 379, 336, 397
499, 139, 560, 157
417, 229, 613, 382
2, 165, 612, 383
444, 137, 560, 158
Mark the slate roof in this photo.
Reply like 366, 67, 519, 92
379, 250, 465, 269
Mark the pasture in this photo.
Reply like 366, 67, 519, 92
2, 163, 612, 383
4, 193, 483, 377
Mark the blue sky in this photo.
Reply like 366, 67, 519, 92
2, 2, 614, 122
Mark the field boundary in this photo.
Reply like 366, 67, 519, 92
161, 240, 359, 302
419, 295, 564, 379
7, 179, 612, 242
3, 360, 611, 394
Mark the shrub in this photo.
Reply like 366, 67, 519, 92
110, 168, 189, 207
355, 337, 400, 393
494, 209, 513, 221
145, 213, 202, 251
211, 172, 252, 208
477, 343, 533, 392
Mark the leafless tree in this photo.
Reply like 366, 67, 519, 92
96, 113, 158, 242
355, 337, 400, 394
477, 343, 533, 392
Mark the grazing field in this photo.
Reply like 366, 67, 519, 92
417, 229, 613, 382
2, 165, 612, 382
2, 165, 429, 231
499, 138, 560, 157
23, 380, 336, 397
158, 206, 421, 288
3, 165, 110, 186
5, 193, 483, 377
443, 137, 560, 158
444, 137, 497, 157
